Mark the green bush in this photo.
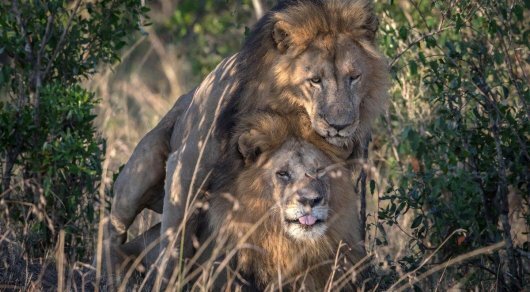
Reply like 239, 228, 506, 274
0, 0, 147, 258
0, 84, 102, 256
144, 0, 276, 80
376, 0, 529, 289
158, 0, 257, 78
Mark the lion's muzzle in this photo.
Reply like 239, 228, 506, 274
283, 184, 329, 239
312, 112, 358, 146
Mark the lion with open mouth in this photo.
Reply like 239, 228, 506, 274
199, 112, 366, 290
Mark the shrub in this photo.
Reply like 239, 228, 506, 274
376, 0, 529, 290
0, 0, 147, 259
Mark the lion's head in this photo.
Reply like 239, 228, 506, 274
222, 0, 389, 148
207, 112, 365, 289
273, 33, 388, 147
237, 130, 334, 240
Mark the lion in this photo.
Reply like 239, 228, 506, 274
202, 113, 367, 290
99, 0, 388, 279
121, 112, 367, 290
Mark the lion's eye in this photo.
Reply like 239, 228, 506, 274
349, 74, 361, 84
309, 76, 322, 84
276, 170, 291, 180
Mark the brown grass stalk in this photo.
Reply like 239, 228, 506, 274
394, 241, 506, 292
388, 228, 466, 291
55, 230, 65, 292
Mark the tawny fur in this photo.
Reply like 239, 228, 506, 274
102, 0, 387, 281
223, 0, 389, 153
205, 112, 366, 290
121, 112, 368, 289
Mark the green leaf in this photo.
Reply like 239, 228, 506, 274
455, 15, 464, 32
409, 60, 418, 76
418, 52, 426, 64
513, 5, 523, 20
398, 26, 408, 40
411, 215, 423, 229
425, 36, 437, 48
488, 20, 497, 34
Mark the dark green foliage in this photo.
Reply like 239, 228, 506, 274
0, 85, 103, 256
158, 0, 260, 78
377, 0, 529, 289
0, 0, 147, 258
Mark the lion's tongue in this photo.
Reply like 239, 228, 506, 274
298, 215, 317, 226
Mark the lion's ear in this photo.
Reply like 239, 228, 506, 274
238, 129, 264, 163
272, 21, 291, 53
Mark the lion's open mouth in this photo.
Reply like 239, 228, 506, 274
285, 215, 325, 227
284, 214, 328, 239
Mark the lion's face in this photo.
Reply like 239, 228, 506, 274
274, 35, 379, 147
210, 111, 365, 289
254, 138, 333, 240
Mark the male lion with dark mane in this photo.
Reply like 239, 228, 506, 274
123, 112, 367, 290
99, 0, 388, 279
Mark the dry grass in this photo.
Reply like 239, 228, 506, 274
89, 32, 197, 237
1, 3, 528, 290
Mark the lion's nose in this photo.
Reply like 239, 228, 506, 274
329, 123, 349, 131
322, 104, 354, 131
297, 193, 324, 207
322, 115, 350, 132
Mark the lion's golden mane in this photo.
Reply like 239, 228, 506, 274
205, 112, 366, 290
